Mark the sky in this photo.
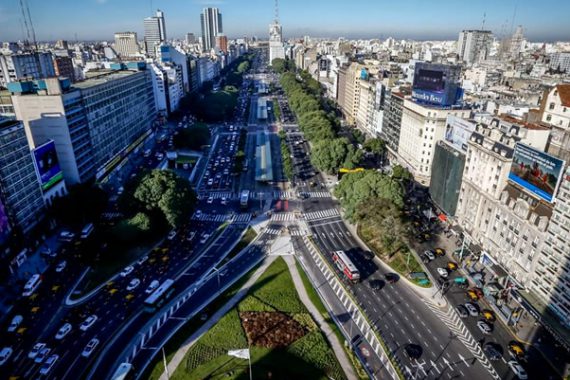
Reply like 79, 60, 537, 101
0, 0, 569, 43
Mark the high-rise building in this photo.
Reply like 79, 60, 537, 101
0, 52, 56, 88
457, 30, 493, 64
215, 34, 229, 54
268, 3, 285, 63
531, 166, 570, 327
185, 33, 196, 45
11, 65, 156, 185
114, 32, 140, 58
549, 52, 570, 73
411, 62, 463, 107
0, 119, 45, 234
149, 62, 184, 116
509, 25, 525, 59
200, 7, 223, 52
53, 56, 75, 82
144, 10, 167, 57
381, 90, 406, 156
542, 84, 570, 162
337, 62, 362, 124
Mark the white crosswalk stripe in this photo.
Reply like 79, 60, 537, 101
301, 191, 331, 198
303, 208, 340, 221
206, 191, 234, 199
270, 212, 297, 221
191, 212, 252, 223
265, 228, 281, 235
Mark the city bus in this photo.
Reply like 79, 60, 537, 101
240, 190, 250, 209
331, 251, 360, 283
23, 274, 42, 297
143, 279, 175, 312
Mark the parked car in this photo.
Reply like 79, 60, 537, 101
55, 323, 72, 340
424, 250, 435, 261
507, 360, 528, 380
437, 267, 449, 278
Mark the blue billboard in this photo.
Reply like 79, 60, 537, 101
33, 140, 63, 192
508, 143, 565, 203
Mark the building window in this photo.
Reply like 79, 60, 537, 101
547, 115, 552, 122
549, 103, 555, 110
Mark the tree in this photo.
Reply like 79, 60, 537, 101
392, 164, 412, 181
311, 138, 351, 174
343, 146, 363, 169
237, 61, 250, 74
271, 58, 287, 73
363, 138, 386, 156
133, 170, 197, 228
352, 129, 366, 145
173, 123, 211, 150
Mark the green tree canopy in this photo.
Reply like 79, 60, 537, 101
133, 170, 197, 228
334, 170, 404, 219
311, 138, 352, 174
173, 123, 211, 150
237, 61, 250, 74
363, 138, 386, 156
392, 164, 412, 181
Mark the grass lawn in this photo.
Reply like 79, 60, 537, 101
358, 224, 430, 288
169, 258, 346, 380
222, 227, 258, 264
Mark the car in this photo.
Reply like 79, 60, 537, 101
200, 233, 210, 244
39, 354, 59, 375
55, 323, 72, 340
508, 341, 525, 359
146, 280, 160, 294
447, 262, 458, 271
167, 230, 177, 240
350, 334, 362, 345
466, 289, 480, 301
55, 260, 67, 273
34, 347, 51, 363
28, 342, 46, 360
0, 347, 13, 366
477, 320, 493, 334
207, 196, 214, 204
465, 302, 479, 317
120, 266, 134, 277
455, 305, 469, 318
437, 267, 449, 278
424, 250, 435, 261
404, 344, 423, 360
368, 279, 385, 291
221, 197, 228, 205
385, 273, 399, 284
82, 338, 100, 357
507, 360, 528, 379
58, 231, 75, 242
127, 278, 141, 291
137, 255, 149, 265
80, 315, 98, 331
483, 343, 503, 361
434, 248, 446, 257
187, 231, 197, 241
482, 309, 496, 322
8, 315, 23, 332
195, 210, 202, 218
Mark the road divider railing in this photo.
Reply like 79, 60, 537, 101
98, 229, 268, 380
302, 236, 404, 380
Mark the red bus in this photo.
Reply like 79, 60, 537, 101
331, 250, 360, 283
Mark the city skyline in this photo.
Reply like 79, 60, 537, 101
0, 0, 570, 42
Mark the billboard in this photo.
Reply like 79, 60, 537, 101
508, 143, 565, 203
32, 140, 63, 192
413, 68, 445, 92
445, 115, 476, 152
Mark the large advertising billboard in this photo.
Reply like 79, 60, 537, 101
445, 115, 476, 152
508, 143, 565, 203
32, 140, 63, 192
413, 68, 445, 92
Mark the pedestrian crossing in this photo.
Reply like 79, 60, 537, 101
298, 191, 331, 198
270, 212, 298, 221
201, 191, 294, 200
265, 227, 282, 235
191, 212, 252, 223
422, 299, 501, 379
303, 208, 340, 221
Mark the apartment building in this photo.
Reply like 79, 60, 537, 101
0, 52, 55, 88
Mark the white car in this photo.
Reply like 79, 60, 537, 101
207, 178, 213, 186
7, 315, 23, 332
28, 342, 46, 360
424, 250, 435, 261
137, 255, 149, 265
81, 338, 99, 358
200, 233, 210, 244
477, 320, 493, 335
145, 280, 160, 294
58, 231, 75, 242
120, 266, 134, 277
507, 360, 528, 379
465, 302, 479, 317
127, 278, 141, 291
55, 260, 67, 273
220, 197, 228, 205
207, 196, 214, 204
0, 347, 13, 366
167, 230, 177, 240
55, 323, 72, 340
80, 315, 98, 331
34, 347, 51, 363
187, 231, 197, 241
437, 267, 449, 278
39, 354, 59, 375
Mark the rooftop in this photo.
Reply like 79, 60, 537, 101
72, 69, 140, 89
556, 83, 570, 107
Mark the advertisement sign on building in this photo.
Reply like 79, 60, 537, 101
445, 115, 476, 152
508, 143, 565, 203
32, 140, 63, 192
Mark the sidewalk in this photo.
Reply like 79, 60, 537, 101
159, 255, 278, 380
283, 255, 357, 380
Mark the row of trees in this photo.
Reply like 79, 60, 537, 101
276, 62, 361, 174
173, 123, 211, 151
279, 131, 294, 179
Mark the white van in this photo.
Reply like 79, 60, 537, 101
80, 223, 94, 239
23, 274, 42, 297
